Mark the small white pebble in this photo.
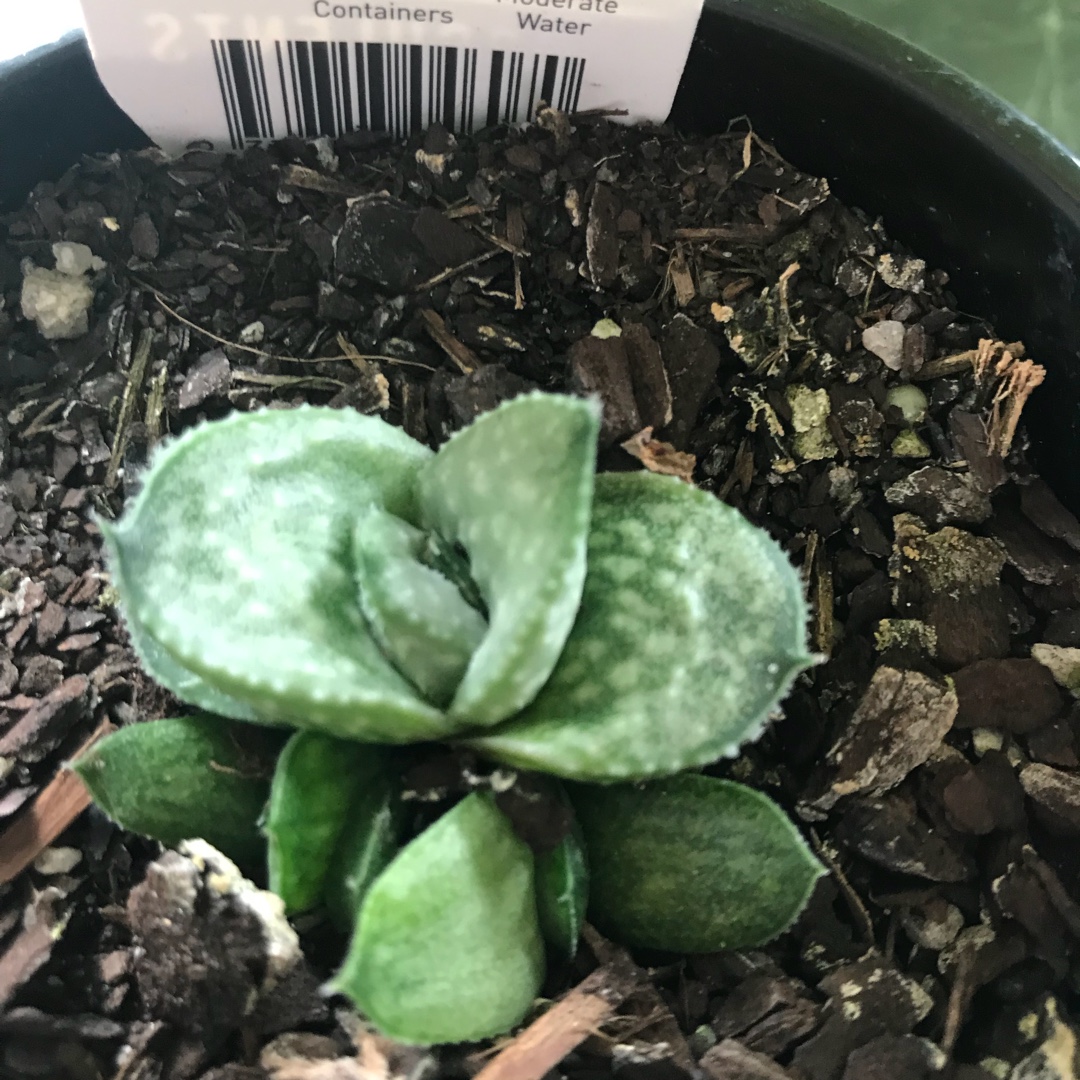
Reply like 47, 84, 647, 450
33, 846, 83, 875
21, 266, 95, 340
862, 320, 905, 370
239, 320, 265, 346
52, 241, 105, 275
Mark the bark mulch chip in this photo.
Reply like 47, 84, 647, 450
3, 112, 1080, 1079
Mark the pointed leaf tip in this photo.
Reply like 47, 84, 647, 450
104, 407, 450, 743
74, 716, 272, 868
332, 793, 544, 1044
419, 392, 600, 727
471, 471, 812, 780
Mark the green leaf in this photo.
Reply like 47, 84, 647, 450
535, 810, 589, 960
571, 774, 825, 952
417, 531, 487, 616
470, 472, 813, 780
72, 716, 272, 868
332, 793, 544, 1044
102, 407, 450, 744
266, 732, 396, 914
353, 507, 487, 709
419, 393, 600, 727
124, 612, 262, 724
324, 766, 406, 932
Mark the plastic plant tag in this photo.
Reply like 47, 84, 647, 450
77, 0, 704, 155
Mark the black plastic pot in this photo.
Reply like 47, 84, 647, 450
4, 0, 1080, 502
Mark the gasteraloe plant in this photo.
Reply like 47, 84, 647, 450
74, 392, 823, 1044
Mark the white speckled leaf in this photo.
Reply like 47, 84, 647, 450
419, 393, 600, 727
332, 793, 544, 1044
123, 611, 261, 723
102, 407, 449, 743
353, 507, 487, 709
469, 472, 813, 780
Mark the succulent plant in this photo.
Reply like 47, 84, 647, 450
75, 392, 823, 1044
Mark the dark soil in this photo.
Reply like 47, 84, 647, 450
2, 110, 1079, 1080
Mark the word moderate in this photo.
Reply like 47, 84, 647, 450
497, 0, 619, 12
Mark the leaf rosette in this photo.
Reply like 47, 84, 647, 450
78, 391, 820, 1044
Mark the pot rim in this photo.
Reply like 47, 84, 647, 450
703, 0, 1080, 205
3, 3, 1079, 198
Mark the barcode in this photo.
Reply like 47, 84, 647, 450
211, 39, 587, 149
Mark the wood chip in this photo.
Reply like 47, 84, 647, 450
700, 1039, 795, 1079
622, 322, 672, 430
0, 888, 69, 1009
583, 926, 695, 1071
1020, 763, 1080, 830
0, 720, 114, 886
279, 165, 363, 197
419, 309, 480, 375
814, 667, 958, 811
586, 183, 620, 288
667, 248, 696, 307
473, 964, 637, 1080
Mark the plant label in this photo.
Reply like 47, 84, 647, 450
77, 0, 704, 154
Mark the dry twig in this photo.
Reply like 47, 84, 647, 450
152, 293, 433, 370
104, 327, 154, 489
412, 248, 506, 293
419, 309, 480, 374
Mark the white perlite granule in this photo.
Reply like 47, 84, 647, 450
20, 242, 105, 340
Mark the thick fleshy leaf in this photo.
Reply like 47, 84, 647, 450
354, 507, 487, 709
125, 614, 261, 723
72, 716, 273, 867
101, 407, 449, 743
535, 813, 589, 960
266, 732, 395, 914
470, 472, 813, 780
332, 793, 544, 1044
324, 767, 406, 932
571, 775, 825, 952
418, 393, 599, 727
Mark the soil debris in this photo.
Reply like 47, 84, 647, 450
2, 105, 1080, 1080
805, 666, 957, 813
620, 427, 696, 482
953, 658, 1063, 734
